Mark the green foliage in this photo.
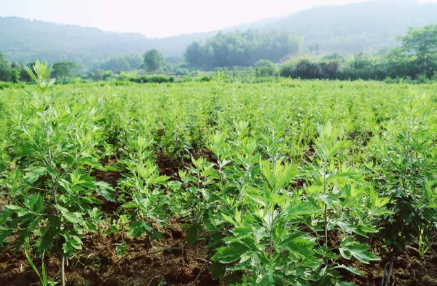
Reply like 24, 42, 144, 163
279, 25, 437, 82
24, 245, 57, 286
129, 74, 174, 83
0, 61, 112, 284
255, 60, 277, 77
175, 69, 190, 76
369, 93, 437, 252
185, 29, 302, 68
51, 61, 78, 83
280, 58, 340, 79
1, 74, 437, 285
95, 54, 142, 74
0, 52, 11, 81
10, 68, 20, 83
143, 49, 168, 73
398, 25, 437, 77
3, 1, 437, 69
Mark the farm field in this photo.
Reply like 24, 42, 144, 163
1, 65, 437, 286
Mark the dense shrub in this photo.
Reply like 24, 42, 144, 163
129, 75, 174, 83
0, 82, 12, 89
280, 57, 436, 82
255, 60, 277, 77
175, 69, 190, 76
0, 82, 26, 89
280, 59, 340, 79
198, 75, 212, 82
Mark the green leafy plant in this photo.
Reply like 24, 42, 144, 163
0, 61, 112, 285
24, 243, 57, 286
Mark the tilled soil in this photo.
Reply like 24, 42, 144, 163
0, 219, 219, 286
342, 246, 437, 286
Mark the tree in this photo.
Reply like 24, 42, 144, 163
255, 60, 277, 77
99, 56, 132, 74
184, 29, 302, 68
399, 25, 437, 77
93, 68, 103, 81
52, 61, 78, 83
10, 69, 19, 83
20, 62, 36, 82
185, 41, 203, 67
0, 52, 11, 81
143, 49, 166, 73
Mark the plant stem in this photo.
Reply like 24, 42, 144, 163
61, 255, 65, 286
44, 116, 59, 209
323, 160, 328, 248
385, 255, 395, 286
425, 240, 437, 260
44, 112, 65, 286
324, 203, 328, 247
381, 261, 389, 286
269, 205, 274, 258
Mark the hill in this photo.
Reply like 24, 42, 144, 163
262, 0, 437, 53
1, 0, 437, 68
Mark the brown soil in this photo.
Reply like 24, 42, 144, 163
91, 169, 123, 214
92, 170, 122, 189
342, 245, 437, 286
2, 230, 435, 286
155, 149, 216, 182
0, 220, 220, 286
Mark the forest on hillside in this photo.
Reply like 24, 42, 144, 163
1, 0, 437, 70
1, 23, 436, 85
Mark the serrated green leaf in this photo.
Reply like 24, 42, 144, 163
129, 221, 152, 238
212, 242, 250, 263
95, 181, 116, 202
339, 238, 378, 264
56, 205, 82, 224
333, 265, 364, 275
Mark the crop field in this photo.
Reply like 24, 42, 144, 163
1, 63, 437, 286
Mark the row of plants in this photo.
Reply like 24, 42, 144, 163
0, 62, 436, 285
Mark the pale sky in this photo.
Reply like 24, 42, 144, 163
0, 0, 436, 38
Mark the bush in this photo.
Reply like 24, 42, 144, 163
416, 74, 429, 84
148, 75, 174, 83
295, 59, 321, 79
255, 60, 277, 77
279, 60, 297, 78
175, 69, 190, 76
198, 76, 212, 82
0, 82, 26, 89
129, 75, 174, 84
280, 59, 340, 80
183, 76, 193, 82
0, 82, 12, 89
10, 69, 20, 83
103, 70, 114, 80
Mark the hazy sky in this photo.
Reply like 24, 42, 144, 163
1, 0, 437, 38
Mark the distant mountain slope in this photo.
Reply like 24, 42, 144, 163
263, 0, 437, 53
1, 0, 437, 67
0, 16, 197, 64
0, 15, 284, 66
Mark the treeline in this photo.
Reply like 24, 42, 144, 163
279, 25, 437, 82
0, 57, 82, 83
0, 51, 170, 83
1, 25, 436, 84
185, 29, 302, 68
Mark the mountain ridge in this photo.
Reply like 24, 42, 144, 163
1, 0, 437, 67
